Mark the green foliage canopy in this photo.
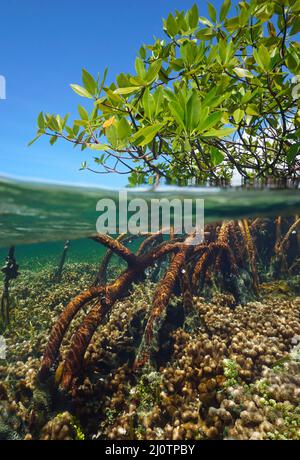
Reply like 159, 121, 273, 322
32, 0, 300, 186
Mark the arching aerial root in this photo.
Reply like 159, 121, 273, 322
39, 286, 103, 382
134, 243, 192, 369
94, 233, 127, 285
95, 232, 165, 285
191, 221, 237, 292
39, 234, 184, 389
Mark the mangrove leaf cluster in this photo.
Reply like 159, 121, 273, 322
32, 0, 300, 186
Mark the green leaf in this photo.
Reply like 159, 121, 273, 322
198, 110, 223, 132
233, 67, 253, 79
198, 16, 213, 27
103, 89, 123, 103
82, 69, 97, 95
62, 113, 69, 129
239, 3, 251, 26
181, 43, 191, 65
117, 117, 131, 140
224, 16, 239, 31
70, 84, 94, 99
47, 115, 60, 131
87, 143, 110, 150
290, 17, 300, 36
116, 73, 130, 88
233, 108, 244, 124
287, 143, 300, 165
286, 52, 299, 73
220, 0, 231, 22
291, 0, 300, 13
153, 86, 164, 117
78, 105, 89, 120
142, 88, 151, 119
135, 57, 146, 79
240, 91, 254, 104
28, 133, 42, 146
131, 123, 165, 147
114, 86, 143, 95
210, 147, 224, 166
246, 104, 259, 116
130, 76, 146, 86
99, 67, 108, 95
146, 59, 162, 83
166, 13, 178, 37
55, 115, 63, 132
196, 28, 215, 40
94, 154, 106, 165
186, 91, 201, 131
202, 127, 236, 137
90, 107, 98, 121
37, 112, 45, 130
142, 88, 155, 120
105, 124, 119, 148
139, 46, 146, 60
207, 3, 217, 23
74, 119, 89, 127
201, 87, 225, 108
169, 101, 185, 129
253, 45, 271, 71
187, 4, 199, 29
50, 135, 58, 145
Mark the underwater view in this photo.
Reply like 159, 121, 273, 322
1, 0, 300, 446
0, 178, 300, 441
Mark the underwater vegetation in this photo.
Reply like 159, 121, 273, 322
0, 247, 19, 332
0, 215, 299, 440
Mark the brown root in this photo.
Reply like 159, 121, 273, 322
238, 219, 259, 293
91, 234, 139, 266
40, 236, 182, 389
94, 233, 127, 285
278, 216, 300, 254
135, 243, 191, 369
39, 286, 103, 382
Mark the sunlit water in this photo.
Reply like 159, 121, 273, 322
1, 176, 300, 251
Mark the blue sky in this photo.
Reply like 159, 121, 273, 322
0, 0, 225, 188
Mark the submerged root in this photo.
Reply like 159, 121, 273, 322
278, 216, 300, 255
94, 233, 127, 285
40, 235, 182, 390
135, 243, 192, 369
271, 216, 300, 277
39, 286, 103, 383
180, 264, 194, 315
238, 219, 259, 294
192, 243, 236, 293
